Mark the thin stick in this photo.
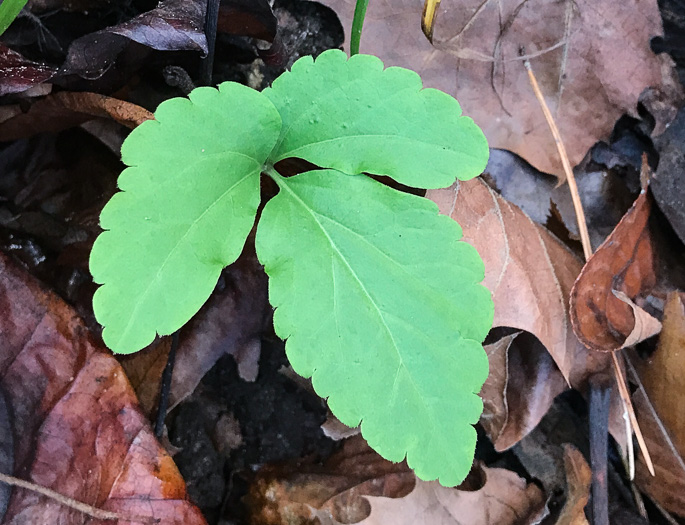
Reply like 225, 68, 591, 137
154, 330, 180, 438
523, 59, 592, 260
201, 0, 220, 86
0, 472, 153, 523
611, 352, 655, 475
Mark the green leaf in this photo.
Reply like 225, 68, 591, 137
263, 49, 488, 189
90, 82, 281, 353
0, 0, 27, 36
256, 169, 493, 486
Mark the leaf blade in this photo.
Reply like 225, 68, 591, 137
90, 82, 281, 354
256, 169, 493, 485
263, 50, 488, 189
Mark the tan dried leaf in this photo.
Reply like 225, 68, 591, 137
556, 445, 591, 525
319, 0, 682, 180
356, 467, 547, 525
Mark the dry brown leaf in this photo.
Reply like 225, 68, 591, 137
480, 332, 568, 451
630, 292, 685, 516
428, 179, 627, 450
556, 445, 591, 525
319, 0, 682, 180
429, 179, 612, 388
612, 291, 662, 348
570, 191, 658, 352
355, 467, 547, 525
246, 436, 415, 525
0, 252, 206, 524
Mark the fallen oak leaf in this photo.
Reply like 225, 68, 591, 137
246, 436, 415, 525
428, 179, 626, 450
354, 466, 547, 525
0, 252, 206, 524
570, 190, 658, 352
612, 291, 662, 349
319, 0, 682, 181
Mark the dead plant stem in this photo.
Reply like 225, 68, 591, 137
0, 472, 153, 523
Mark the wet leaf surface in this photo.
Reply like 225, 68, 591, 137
319, 0, 682, 180
570, 190, 659, 352
0, 252, 206, 524
0, 383, 13, 522
0, 43, 56, 96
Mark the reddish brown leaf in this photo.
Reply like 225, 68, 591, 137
0, 92, 153, 142
630, 292, 685, 517
556, 445, 591, 525
319, 0, 682, 181
570, 190, 659, 352
0, 252, 206, 524
0, 44, 56, 96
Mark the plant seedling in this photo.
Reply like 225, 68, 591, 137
90, 49, 493, 486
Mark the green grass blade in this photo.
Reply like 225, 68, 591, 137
350, 0, 369, 55
0, 0, 27, 36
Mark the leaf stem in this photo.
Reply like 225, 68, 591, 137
351, 0, 369, 55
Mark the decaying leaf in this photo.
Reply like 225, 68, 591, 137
0, 92, 153, 142
319, 0, 682, 180
570, 190, 660, 352
480, 332, 568, 451
429, 178, 612, 388
630, 292, 685, 517
556, 445, 591, 525
0, 43, 55, 96
428, 179, 628, 451
0, 252, 206, 524
246, 436, 415, 525
355, 466, 547, 525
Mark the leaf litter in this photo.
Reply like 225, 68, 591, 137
1, 0, 682, 522
0, 252, 206, 524
319, 0, 683, 180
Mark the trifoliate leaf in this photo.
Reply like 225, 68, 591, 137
263, 49, 488, 189
255, 169, 493, 486
90, 82, 281, 353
